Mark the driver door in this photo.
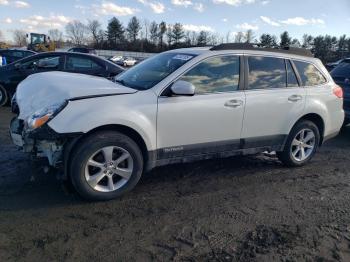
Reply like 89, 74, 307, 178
156, 55, 245, 159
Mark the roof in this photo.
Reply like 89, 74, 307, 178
167, 43, 315, 60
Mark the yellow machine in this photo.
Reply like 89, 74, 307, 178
27, 33, 55, 52
0, 42, 9, 49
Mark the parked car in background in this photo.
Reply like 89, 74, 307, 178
9, 44, 344, 201
326, 58, 350, 71
0, 49, 36, 67
109, 55, 124, 63
68, 47, 97, 55
0, 52, 124, 106
123, 57, 137, 67
331, 59, 350, 126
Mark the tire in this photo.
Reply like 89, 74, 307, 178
277, 120, 320, 167
0, 85, 8, 107
70, 131, 144, 201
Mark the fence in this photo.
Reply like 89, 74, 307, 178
96, 50, 155, 59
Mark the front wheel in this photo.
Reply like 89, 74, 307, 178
0, 85, 8, 107
70, 131, 144, 201
277, 120, 320, 167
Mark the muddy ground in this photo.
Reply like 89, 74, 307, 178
1, 107, 350, 261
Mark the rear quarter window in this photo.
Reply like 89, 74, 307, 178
293, 60, 327, 86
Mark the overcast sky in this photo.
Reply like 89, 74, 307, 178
1, 0, 350, 41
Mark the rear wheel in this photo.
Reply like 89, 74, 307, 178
277, 120, 320, 167
0, 85, 8, 107
70, 131, 144, 201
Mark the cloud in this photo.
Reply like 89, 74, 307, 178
280, 17, 325, 26
138, 0, 165, 14
261, 0, 269, 5
15, 1, 29, 8
20, 15, 71, 29
213, 0, 255, 6
0, 0, 9, 5
96, 2, 139, 16
4, 17, 12, 23
194, 3, 204, 12
171, 0, 193, 7
149, 2, 165, 13
260, 16, 280, 26
183, 24, 214, 32
222, 18, 228, 22
236, 22, 259, 30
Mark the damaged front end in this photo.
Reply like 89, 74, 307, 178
9, 100, 80, 176
10, 116, 66, 168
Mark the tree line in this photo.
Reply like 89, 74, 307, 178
4, 16, 350, 63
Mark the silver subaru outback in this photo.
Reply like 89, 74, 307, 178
10, 44, 344, 201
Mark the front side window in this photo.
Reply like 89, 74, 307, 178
116, 52, 196, 90
248, 56, 286, 89
294, 61, 327, 86
66, 57, 102, 70
179, 56, 240, 94
22, 56, 60, 69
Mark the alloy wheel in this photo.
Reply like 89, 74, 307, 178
290, 128, 316, 162
84, 146, 134, 192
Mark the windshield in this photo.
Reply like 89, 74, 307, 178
331, 60, 350, 77
115, 52, 196, 90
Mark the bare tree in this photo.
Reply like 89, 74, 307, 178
149, 21, 158, 44
65, 20, 88, 46
143, 19, 150, 41
245, 30, 255, 43
234, 32, 245, 43
87, 20, 102, 46
0, 30, 4, 42
48, 29, 63, 47
13, 30, 27, 47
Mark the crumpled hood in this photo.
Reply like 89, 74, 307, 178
16, 71, 136, 120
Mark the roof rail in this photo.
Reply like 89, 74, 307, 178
210, 43, 313, 57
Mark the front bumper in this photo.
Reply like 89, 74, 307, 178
10, 117, 64, 167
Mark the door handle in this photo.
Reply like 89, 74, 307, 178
224, 99, 243, 108
288, 95, 303, 102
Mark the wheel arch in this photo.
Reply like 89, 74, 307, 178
291, 113, 325, 145
63, 124, 149, 180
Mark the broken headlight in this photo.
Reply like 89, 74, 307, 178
27, 101, 67, 130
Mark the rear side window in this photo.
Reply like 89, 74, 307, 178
248, 56, 286, 89
66, 56, 102, 70
293, 61, 327, 86
180, 55, 240, 94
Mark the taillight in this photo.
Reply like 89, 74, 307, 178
333, 85, 343, 98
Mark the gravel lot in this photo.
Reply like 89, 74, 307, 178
1, 106, 350, 261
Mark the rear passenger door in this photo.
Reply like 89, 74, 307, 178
241, 55, 306, 149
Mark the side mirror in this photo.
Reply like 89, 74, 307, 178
14, 63, 21, 70
171, 80, 195, 96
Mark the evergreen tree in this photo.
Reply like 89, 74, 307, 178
106, 17, 124, 46
172, 23, 185, 46
280, 31, 292, 47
